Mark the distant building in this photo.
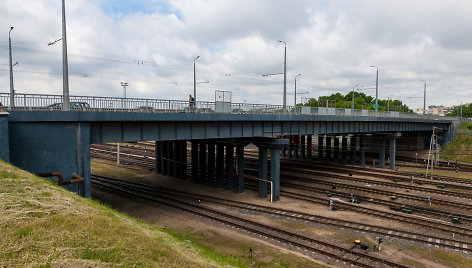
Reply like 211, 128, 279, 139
415, 105, 451, 116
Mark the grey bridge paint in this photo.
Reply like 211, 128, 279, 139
0, 110, 456, 199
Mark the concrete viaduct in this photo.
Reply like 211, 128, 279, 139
0, 108, 457, 201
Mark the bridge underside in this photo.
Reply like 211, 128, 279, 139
0, 111, 456, 200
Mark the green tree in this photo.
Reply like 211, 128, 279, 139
300, 92, 413, 113
447, 103, 472, 118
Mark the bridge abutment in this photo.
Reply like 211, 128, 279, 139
9, 121, 91, 197
258, 146, 268, 198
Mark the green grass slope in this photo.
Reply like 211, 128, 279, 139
0, 161, 221, 267
441, 122, 472, 164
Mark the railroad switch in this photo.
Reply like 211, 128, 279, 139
390, 195, 397, 200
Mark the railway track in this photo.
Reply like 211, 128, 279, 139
91, 150, 155, 169
276, 180, 472, 223
280, 160, 472, 189
91, 175, 410, 268
283, 167, 472, 200
245, 186, 472, 239
280, 174, 472, 211
91, 147, 472, 221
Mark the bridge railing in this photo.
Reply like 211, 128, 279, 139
0, 92, 453, 120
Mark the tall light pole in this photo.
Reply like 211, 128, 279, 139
9, 26, 15, 107
121, 82, 128, 98
370, 65, 378, 111
294, 74, 301, 108
351, 84, 358, 109
193, 55, 200, 101
62, 0, 70, 111
277, 40, 287, 112
420, 79, 426, 115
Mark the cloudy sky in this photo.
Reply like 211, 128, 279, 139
1, 0, 471, 109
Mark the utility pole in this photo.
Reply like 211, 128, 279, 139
62, 0, 70, 111
421, 80, 426, 115
193, 55, 200, 101
351, 85, 358, 109
294, 74, 301, 111
278, 40, 287, 112
371, 66, 378, 111
9, 27, 15, 107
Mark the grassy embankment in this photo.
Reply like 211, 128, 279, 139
0, 160, 228, 267
441, 122, 472, 164
1, 160, 325, 267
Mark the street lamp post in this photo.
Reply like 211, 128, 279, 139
370, 66, 378, 111
351, 84, 358, 109
9, 26, 15, 107
278, 40, 287, 112
193, 55, 200, 101
294, 74, 301, 110
121, 82, 128, 98
61, 0, 70, 110
420, 79, 426, 115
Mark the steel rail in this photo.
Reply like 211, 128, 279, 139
92, 175, 472, 253
92, 176, 408, 268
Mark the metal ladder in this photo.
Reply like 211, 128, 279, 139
425, 126, 439, 179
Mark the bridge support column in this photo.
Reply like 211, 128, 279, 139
164, 141, 171, 176
301, 135, 306, 159
318, 135, 324, 160
389, 133, 401, 170
294, 135, 300, 159
282, 136, 288, 158
326, 136, 332, 161
258, 146, 268, 198
424, 133, 431, 149
359, 136, 366, 167
307, 135, 312, 160
341, 136, 348, 164
379, 137, 386, 168
171, 141, 177, 178
173, 141, 180, 178
333, 136, 340, 162
355, 136, 360, 165
389, 138, 396, 170
161, 141, 167, 175
349, 136, 354, 164
270, 145, 281, 202
207, 142, 215, 185
288, 136, 294, 159
191, 141, 198, 182
216, 143, 225, 187
236, 144, 245, 193
225, 144, 234, 190
179, 141, 187, 179
155, 141, 162, 174
199, 142, 207, 183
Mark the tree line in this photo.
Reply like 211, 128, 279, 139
447, 103, 472, 118
300, 92, 413, 113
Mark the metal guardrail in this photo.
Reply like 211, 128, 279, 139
0, 92, 456, 120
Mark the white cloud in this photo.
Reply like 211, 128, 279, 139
1, 0, 471, 108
